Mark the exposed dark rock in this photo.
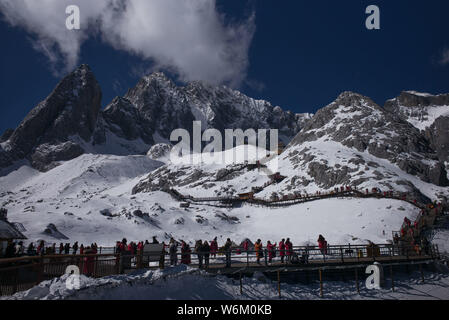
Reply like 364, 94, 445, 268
30, 141, 84, 172
425, 116, 449, 162
289, 91, 448, 187
147, 143, 172, 160
385, 91, 449, 110
8, 64, 101, 160
100, 209, 113, 217
0, 128, 14, 142
43, 223, 69, 240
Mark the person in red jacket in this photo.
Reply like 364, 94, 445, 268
279, 239, 286, 263
318, 235, 326, 255
210, 237, 218, 258
242, 239, 249, 252
128, 243, 135, 255
181, 241, 192, 265
267, 241, 277, 263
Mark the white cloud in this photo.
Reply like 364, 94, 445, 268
0, 0, 255, 87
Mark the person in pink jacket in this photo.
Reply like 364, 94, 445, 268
279, 239, 286, 263
210, 237, 218, 258
267, 241, 277, 263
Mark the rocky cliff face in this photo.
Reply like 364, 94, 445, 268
425, 116, 449, 163
1, 64, 102, 171
95, 72, 311, 150
0, 65, 310, 173
289, 92, 448, 187
131, 92, 449, 204
384, 91, 449, 163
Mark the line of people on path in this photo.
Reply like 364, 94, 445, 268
2, 240, 100, 258
163, 235, 330, 269
3, 234, 330, 269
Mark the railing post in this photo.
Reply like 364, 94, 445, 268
159, 251, 165, 270
94, 256, 98, 278
319, 269, 323, 298
13, 267, 18, 295
340, 246, 344, 263
264, 249, 268, 266
37, 256, 44, 285
246, 250, 249, 267
277, 270, 281, 299
390, 265, 395, 292
240, 272, 243, 295
115, 254, 121, 274
420, 264, 425, 283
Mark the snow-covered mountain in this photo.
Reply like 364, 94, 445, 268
0, 65, 311, 173
1, 65, 448, 248
133, 92, 449, 203
0, 149, 424, 246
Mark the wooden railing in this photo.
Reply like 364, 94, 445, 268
170, 187, 442, 210
0, 242, 439, 297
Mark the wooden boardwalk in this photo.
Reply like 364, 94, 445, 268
201, 254, 436, 275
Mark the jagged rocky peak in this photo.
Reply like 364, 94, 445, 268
124, 71, 180, 112
288, 91, 448, 187
384, 90, 449, 163
383, 91, 449, 130
97, 70, 310, 149
0, 128, 14, 143
385, 91, 449, 109
2, 64, 102, 169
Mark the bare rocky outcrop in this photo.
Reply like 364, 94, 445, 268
385, 91, 449, 163
1, 65, 102, 171
289, 91, 448, 187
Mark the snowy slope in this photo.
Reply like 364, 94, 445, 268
0, 148, 424, 247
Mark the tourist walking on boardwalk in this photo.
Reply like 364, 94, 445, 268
279, 239, 286, 263
318, 235, 327, 255
169, 238, 178, 266
254, 239, 263, 265
210, 237, 218, 258
242, 239, 250, 252
267, 241, 276, 264
64, 243, 70, 255
202, 240, 211, 269
195, 240, 204, 268
15, 241, 24, 256
285, 238, 293, 263
152, 236, 159, 244
37, 240, 45, 256
27, 242, 35, 256
181, 241, 191, 265
72, 242, 79, 255
224, 238, 233, 268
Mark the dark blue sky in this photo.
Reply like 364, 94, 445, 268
1, 0, 448, 134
